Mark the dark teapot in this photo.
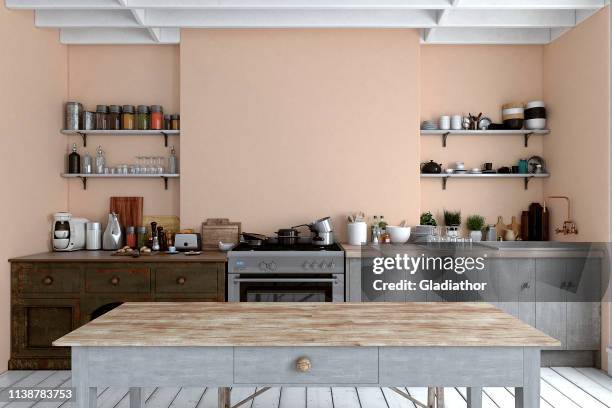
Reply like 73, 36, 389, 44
421, 160, 442, 174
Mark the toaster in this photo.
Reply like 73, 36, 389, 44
174, 233, 202, 251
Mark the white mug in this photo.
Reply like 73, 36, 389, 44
439, 116, 451, 130
451, 115, 462, 130
347, 222, 368, 246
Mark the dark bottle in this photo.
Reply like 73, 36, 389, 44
68, 143, 81, 174
157, 226, 168, 251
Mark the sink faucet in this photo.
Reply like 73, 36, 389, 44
545, 196, 578, 235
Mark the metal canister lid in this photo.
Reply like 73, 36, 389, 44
137, 105, 150, 113
122, 105, 135, 113
164, 114, 171, 120
96, 105, 109, 113
86, 222, 101, 230
171, 114, 179, 119
151, 105, 163, 113
137, 226, 147, 233
127, 226, 135, 233
109, 105, 122, 114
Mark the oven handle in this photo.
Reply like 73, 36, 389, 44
232, 278, 338, 283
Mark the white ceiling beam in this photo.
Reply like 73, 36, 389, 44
59, 27, 179, 43
456, 0, 604, 9
35, 9, 140, 27
423, 27, 552, 43
6, 0, 123, 8
441, 9, 576, 27
145, 9, 439, 27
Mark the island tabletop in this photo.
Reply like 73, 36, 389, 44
59, 302, 558, 408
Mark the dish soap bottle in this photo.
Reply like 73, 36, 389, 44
68, 143, 80, 174
95, 145, 105, 174
168, 145, 178, 174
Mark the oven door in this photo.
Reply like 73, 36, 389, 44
228, 273, 344, 302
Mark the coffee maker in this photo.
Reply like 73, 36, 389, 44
52, 212, 88, 251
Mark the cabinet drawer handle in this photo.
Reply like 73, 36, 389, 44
110, 276, 120, 286
296, 357, 312, 373
176, 276, 187, 285
42, 276, 54, 286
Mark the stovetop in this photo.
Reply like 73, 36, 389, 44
231, 242, 343, 252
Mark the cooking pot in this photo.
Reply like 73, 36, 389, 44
277, 228, 300, 247
421, 160, 442, 174
292, 216, 333, 234
312, 231, 334, 246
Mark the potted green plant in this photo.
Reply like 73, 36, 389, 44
443, 210, 461, 237
420, 212, 437, 226
466, 214, 485, 241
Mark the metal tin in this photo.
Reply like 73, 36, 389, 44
65, 102, 83, 130
83, 111, 96, 130
86, 222, 102, 250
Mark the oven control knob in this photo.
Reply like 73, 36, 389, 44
319, 262, 327, 269
268, 262, 277, 271
302, 261, 310, 269
259, 262, 267, 271
328, 262, 335, 269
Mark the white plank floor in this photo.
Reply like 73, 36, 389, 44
1, 368, 612, 408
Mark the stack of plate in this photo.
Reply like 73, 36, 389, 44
525, 101, 547, 130
421, 120, 438, 130
502, 102, 525, 130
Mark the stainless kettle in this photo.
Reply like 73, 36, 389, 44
102, 213, 122, 250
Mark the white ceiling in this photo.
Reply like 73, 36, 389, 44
5, 0, 609, 44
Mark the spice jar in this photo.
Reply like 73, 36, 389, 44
95, 105, 109, 130
171, 114, 180, 130
108, 105, 122, 130
137, 226, 147, 249
121, 105, 135, 130
164, 114, 171, 130
150, 105, 163, 130
137, 105, 150, 130
126, 226, 136, 249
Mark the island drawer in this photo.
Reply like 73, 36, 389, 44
17, 263, 81, 294
85, 265, 151, 294
234, 347, 378, 385
154, 263, 218, 294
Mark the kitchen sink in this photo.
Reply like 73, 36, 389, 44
477, 241, 596, 251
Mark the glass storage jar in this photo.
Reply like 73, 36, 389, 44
137, 105, 150, 130
121, 105, 135, 130
95, 105, 109, 130
171, 114, 180, 130
150, 105, 163, 130
108, 105, 122, 130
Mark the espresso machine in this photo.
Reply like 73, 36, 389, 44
52, 212, 88, 251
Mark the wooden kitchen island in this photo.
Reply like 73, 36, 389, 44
54, 302, 559, 408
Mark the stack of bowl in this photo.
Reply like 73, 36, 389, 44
524, 101, 547, 130
502, 102, 525, 130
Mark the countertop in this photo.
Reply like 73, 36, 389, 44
9, 250, 227, 263
54, 301, 559, 348
339, 242, 606, 259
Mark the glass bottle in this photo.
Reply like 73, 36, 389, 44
168, 146, 178, 174
95, 145, 105, 174
137, 226, 147, 249
126, 226, 136, 249
122, 105, 135, 130
68, 143, 80, 174
108, 105, 122, 130
82, 151, 92, 174
171, 114, 180, 130
152, 236, 160, 251
164, 114, 171, 130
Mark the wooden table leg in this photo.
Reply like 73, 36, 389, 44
515, 349, 540, 408
73, 348, 96, 408
129, 388, 143, 408
427, 387, 435, 408
218, 387, 231, 408
436, 387, 444, 408
467, 387, 482, 408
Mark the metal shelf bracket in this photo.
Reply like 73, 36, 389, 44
442, 132, 450, 147
78, 132, 87, 147
524, 176, 534, 190
163, 177, 169, 190
442, 177, 448, 190
524, 132, 533, 147
161, 132, 169, 147
81, 177, 87, 190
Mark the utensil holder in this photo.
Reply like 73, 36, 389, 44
347, 222, 368, 245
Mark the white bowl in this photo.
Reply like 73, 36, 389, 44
386, 226, 411, 244
525, 118, 547, 130
218, 242, 236, 252
54, 230, 69, 239
526, 100, 545, 109
53, 238, 69, 249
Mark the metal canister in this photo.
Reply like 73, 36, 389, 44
83, 111, 96, 130
86, 222, 102, 250
65, 102, 83, 130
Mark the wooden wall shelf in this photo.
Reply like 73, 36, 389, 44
421, 129, 550, 147
61, 130, 180, 147
421, 173, 550, 190
61, 173, 179, 190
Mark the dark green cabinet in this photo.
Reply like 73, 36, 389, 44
10, 259, 225, 369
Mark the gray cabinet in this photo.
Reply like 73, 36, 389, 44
535, 258, 601, 350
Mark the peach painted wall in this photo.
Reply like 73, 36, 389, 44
0, 6, 67, 370
66, 45, 180, 224
543, 6, 610, 369
421, 45, 545, 230
180, 29, 421, 239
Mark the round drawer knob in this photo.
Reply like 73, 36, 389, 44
110, 276, 120, 286
42, 276, 54, 285
296, 357, 312, 373
177, 276, 187, 285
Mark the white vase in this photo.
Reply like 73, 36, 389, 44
470, 230, 482, 242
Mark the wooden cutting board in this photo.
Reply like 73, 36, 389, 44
495, 216, 506, 239
202, 218, 241, 250
508, 216, 521, 239
110, 197, 143, 229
